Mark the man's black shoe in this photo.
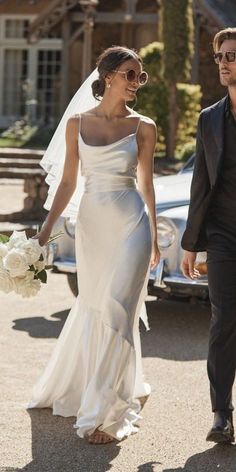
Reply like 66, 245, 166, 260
206, 411, 235, 443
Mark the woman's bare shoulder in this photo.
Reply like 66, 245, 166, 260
67, 107, 98, 124
139, 116, 156, 141
66, 115, 80, 132
127, 108, 156, 128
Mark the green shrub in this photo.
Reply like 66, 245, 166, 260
177, 139, 196, 162
139, 41, 164, 83
137, 81, 168, 154
137, 42, 168, 154
137, 41, 202, 159
0, 119, 38, 148
161, 0, 194, 84
176, 82, 201, 155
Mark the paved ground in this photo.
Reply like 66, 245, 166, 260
1, 271, 236, 472
0, 180, 26, 215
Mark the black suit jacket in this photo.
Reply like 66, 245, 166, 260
181, 95, 227, 252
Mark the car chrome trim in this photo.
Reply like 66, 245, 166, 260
163, 275, 208, 288
53, 258, 77, 273
156, 200, 190, 211
150, 258, 166, 287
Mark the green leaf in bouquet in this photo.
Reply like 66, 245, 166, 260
37, 269, 47, 283
0, 234, 9, 243
45, 264, 54, 270
28, 264, 36, 272
29, 264, 36, 272
39, 253, 44, 261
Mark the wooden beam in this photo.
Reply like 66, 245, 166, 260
29, 0, 80, 40
71, 12, 159, 24
124, 0, 138, 16
193, 0, 223, 31
82, 19, 93, 81
60, 15, 70, 114
68, 24, 84, 45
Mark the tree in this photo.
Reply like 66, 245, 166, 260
137, 42, 201, 159
161, 0, 194, 158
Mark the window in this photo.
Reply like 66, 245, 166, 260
37, 49, 61, 125
0, 17, 62, 124
3, 49, 28, 116
5, 19, 29, 39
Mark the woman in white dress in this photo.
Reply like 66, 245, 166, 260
28, 46, 160, 444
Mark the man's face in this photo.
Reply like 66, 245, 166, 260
218, 39, 236, 87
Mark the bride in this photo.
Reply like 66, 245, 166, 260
28, 45, 160, 444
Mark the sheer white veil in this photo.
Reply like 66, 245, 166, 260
41, 68, 99, 219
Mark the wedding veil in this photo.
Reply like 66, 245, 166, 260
40, 68, 99, 219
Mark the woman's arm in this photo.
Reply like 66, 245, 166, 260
35, 116, 80, 246
136, 118, 160, 269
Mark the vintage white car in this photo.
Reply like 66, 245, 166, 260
48, 155, 208, 299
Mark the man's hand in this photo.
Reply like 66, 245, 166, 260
181, 250, 200, 279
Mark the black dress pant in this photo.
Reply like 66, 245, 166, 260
207, 211, 236, 412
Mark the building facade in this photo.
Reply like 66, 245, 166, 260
0, 0, 235, 128
0, 0, 159, 127
0, 1, 63, 127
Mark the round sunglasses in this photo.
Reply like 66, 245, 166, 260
113, 69, 148, 86
214, 51, 236, 64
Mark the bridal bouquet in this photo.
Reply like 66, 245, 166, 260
0, 229, 63, 298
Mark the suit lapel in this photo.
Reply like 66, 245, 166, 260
210, 96, 226, 176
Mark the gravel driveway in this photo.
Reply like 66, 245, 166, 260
1, 271, 236, 472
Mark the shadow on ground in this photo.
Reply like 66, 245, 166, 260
162, 443, 236, 472
137, 462, 162, 471
12, 409, 120, 472
12, 299, 211, 362
141, 298, 211, 361
12, 310, 69, 339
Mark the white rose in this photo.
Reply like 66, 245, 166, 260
0, 268, 14, 293
14, 271, 41, 298
13, 273, 31, 294
21, 239, 43, 265
34, 259, 46, 272
3, 248, 29, 277
40, 245, 47, 260
0, 242, 8, 258
8, 230, 27, 250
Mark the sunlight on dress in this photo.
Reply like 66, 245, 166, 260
28, 121, 152, 440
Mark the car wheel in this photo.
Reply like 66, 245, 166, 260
67, 273, 78, 297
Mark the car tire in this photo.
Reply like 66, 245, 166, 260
67, 273, 78, 297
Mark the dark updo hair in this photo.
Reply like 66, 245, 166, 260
91, 45, 143, 100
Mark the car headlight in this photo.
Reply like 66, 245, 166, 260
157, 216, 176, 249
64, 218, 76, 239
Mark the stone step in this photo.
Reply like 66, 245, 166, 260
0, 167, 45, 179
0, 157, 41, 168
0, 148, 44, 160
0, 178, 24, 185
0, 207, 47, 223
0, 221, 40, 238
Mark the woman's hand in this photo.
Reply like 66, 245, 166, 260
150, 241, 160, 269
32, 226, 51, 247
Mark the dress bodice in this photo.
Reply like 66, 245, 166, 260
78, 130, 138, 193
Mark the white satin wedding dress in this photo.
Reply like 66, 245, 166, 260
28, 117, 152, 440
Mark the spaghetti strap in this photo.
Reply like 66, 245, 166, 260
78, 113, 82, 134
135, 117, 141, 135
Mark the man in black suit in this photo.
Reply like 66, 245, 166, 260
181, 27, 236, 444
